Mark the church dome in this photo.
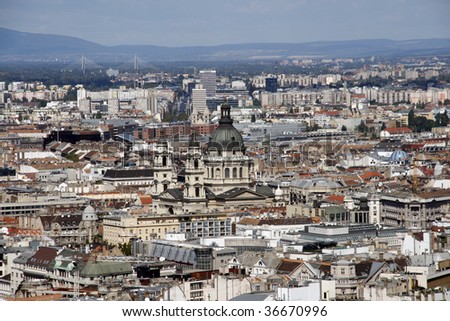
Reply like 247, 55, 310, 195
389, 150, 408, 163
208, 103, 245, 152
82, 205, 98, 221
274, 185, 283, 200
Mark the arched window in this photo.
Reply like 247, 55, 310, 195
239, 167, 243, 178
215, 168, 221, 178
225, 168, 230, 178
194, 159, 199, 169
232, 167, 237, 178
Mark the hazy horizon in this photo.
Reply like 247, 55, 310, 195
1, 0, 449, 47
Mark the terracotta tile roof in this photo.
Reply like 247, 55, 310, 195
417, 189, 450, 199
383, 127, 412, 134
0, 217, 19, 225
324, 195, 345, 204
360, 171, 383, 181
343, 179, 362, 186
139, 195, 153, 205
7, 227, 42, 236
276, 259, 303, 274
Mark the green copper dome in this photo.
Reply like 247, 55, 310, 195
208, 103, 245, 152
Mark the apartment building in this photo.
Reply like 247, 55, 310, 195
381, 190, 450, 230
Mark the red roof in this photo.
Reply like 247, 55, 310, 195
360, 171, 383, 181
324, 195, 345, 204
139, 195, 153, 205
7, 227, 42, 236
384, 127, 412, 134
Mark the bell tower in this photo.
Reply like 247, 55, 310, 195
184, 138, 205, 200
153, 139, 173, 195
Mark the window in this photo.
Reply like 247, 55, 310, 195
225, 168, 230, 178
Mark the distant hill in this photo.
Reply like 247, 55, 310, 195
1, 27, 450, 62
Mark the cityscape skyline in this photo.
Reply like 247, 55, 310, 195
1, 0, 450, 305
1, 0, 449, 47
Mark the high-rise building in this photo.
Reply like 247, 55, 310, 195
265, 77, 278, 93
190, 84, 210, 124
199, 70, 216, 97
108, 99, 120, 114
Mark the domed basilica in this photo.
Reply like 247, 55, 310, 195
152, 103, 275, 215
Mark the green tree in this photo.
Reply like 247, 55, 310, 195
408, 109, 415, 129
65, 153, 79, 162
177, 112, 189, 121
412, 116, 435, 132
252, 98, 261, 107
64, 88, 78, 101
416, 102, 426, 109
118, 242, 132, 256
162, 112, 174, 123
356, 120, 369, 133
435, 111, 449, 127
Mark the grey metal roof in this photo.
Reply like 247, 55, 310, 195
13, 250, 36, 265
255, 184, 275, 197
215, 187, 266, 200
294, 224, 407, 243
290, 177, 345, 189
230, 292, 273, 301
80, 261, 133, 277
149, 242, 197, 265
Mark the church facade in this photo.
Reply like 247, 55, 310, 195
152, 103, 275, 215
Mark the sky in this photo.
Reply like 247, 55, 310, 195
1, 0, 449, 47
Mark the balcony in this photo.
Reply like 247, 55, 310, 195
49, 274, 98, 286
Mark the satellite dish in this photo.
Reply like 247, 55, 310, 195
159, 257, 166, 262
